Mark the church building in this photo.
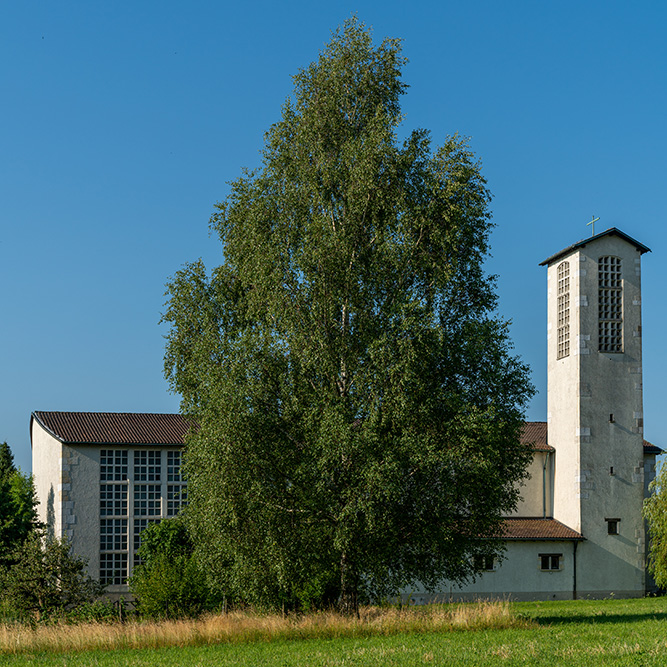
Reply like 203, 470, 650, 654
30, 228, 661, 599
414, 227, 660, 601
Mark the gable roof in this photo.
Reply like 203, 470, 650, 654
30, 412, 661, 456
31, 411, 194, 446
520, 421, 552, 452
539, 227, 651, 267
643, 439, 662, 455
502, 517, 584, 541
522, 420, 661, 455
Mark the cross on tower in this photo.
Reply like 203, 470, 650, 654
587, 215, 600, 236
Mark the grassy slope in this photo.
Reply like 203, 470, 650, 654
3, 598, 667, 666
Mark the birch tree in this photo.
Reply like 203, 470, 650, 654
163, 18, 533, 614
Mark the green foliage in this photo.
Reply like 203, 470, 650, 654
130, 519, 219, 619
0, 532, 102, 622
131, 554, 210, 620
643, 461, 667, 588
163, 18, 533, 614
0, 441, 15, 478
63, 598, 126, 624
0, 444, 40, 565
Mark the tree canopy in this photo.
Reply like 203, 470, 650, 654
163, 18, 533, 613
0, 533, 102, 621
643, 463, 667, 588
0, 442, 39, 564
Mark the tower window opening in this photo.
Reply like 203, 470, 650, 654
606, 518, 620, 535
598, 256, 623, 352
557, 261, 570, 359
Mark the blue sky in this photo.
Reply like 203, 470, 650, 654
2, 2, 666, 472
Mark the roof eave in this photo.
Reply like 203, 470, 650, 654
504, 536, 586, 542
539, 227, 651, 267
31, 411, 67, 446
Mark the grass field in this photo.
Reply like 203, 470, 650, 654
2, 597, 667, 665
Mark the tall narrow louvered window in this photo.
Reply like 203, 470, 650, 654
557, 261, 570, 359
598, 256, 623, 352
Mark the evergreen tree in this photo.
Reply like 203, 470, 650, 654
0, 532, 102, 621
0, 442, 15, 480
0, 443, 39, 564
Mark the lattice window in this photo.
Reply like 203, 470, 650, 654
100, 450, 128, 481
134, 484, 161, 516
100, 518, 128, 551
100, 552, 128, 585
133, 518, 161, 566
599, 256, 623, 352
100, 484, 128, 516
100, 446, 188, 585
167, 451, 183, 482
167, 485, 188, 517
557, 261, 570, 359
134, 450, 161, 482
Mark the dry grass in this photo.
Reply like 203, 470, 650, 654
0, 600, 531, 656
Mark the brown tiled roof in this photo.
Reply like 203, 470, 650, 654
31, 411, 660, 456
521, 422, 552, 452
644, 440, 662, 455
501, 518, 583, 541
522, 421, 661, 455
31, 411, 194, 446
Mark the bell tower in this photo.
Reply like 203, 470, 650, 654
541, 228, 650, 597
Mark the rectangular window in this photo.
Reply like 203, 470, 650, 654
100, 484, 128, 516
133, 518, 161, 566
100, 450, 128, 481
167, 451, 183, 482
473, 555, 495, 571
133, 450, 162, 482
100, 518, 128, 551
134, 484, 162, 516
539, 554, 562, 571
606, 518, 620, 535
100, 552, 128, 586
167, 485, 188, 517
100, 447, 188, 586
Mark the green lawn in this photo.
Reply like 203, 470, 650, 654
3, 598, 667, 666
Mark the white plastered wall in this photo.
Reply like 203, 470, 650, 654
31, 419, 64, 541
404, 541, 579, 603
509, 451, 554, 518
547, 235, 646, 597
65, 445, 101, 580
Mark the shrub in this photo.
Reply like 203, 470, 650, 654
130, 518, 222, 619
0, 532, 102, 623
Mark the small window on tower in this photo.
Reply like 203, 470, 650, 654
606, 518, 620, 535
